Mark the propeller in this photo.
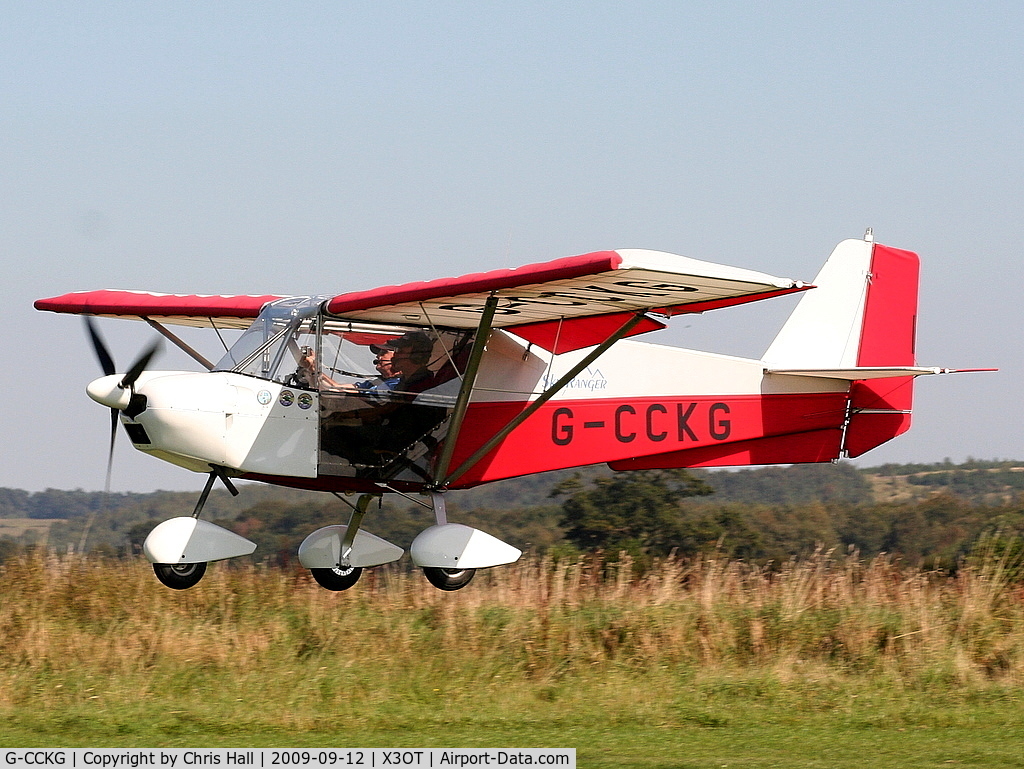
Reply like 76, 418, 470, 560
120, 339, 161, 391
85, 316, 116, 377
83, 316, 162, 492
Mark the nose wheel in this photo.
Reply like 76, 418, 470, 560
311, 565, 363, 591
146, 467, 246, 591
153, 562, 208, 590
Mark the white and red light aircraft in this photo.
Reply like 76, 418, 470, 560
35, 232, 984, 591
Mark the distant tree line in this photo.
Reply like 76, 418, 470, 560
2, 460, 1023, 569
552, 467, 1024, 568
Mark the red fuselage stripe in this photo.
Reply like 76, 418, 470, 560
448, 392, 849, 486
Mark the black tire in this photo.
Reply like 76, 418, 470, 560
311, 565, 363, 591
423, 567, 476, 591
153, 562, 207, 590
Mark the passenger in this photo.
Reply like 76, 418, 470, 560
321, 330, 442, 465
376, 331, 435, 394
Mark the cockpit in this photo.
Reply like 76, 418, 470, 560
214, 296, 474, 482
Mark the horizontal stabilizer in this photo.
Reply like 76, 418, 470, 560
766, 367, 995, 381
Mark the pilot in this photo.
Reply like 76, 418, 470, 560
344, 345, 400, 398
357, 343, 400, 396
298, 345, 399, 393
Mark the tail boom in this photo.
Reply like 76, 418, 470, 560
445, 237, 954, 485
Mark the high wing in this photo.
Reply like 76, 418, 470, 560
35, 249, 808, 347
325, 249, 810, 352
33, 290, 288, 329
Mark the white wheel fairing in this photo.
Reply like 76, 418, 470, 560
410, 524, 521, 569
143, 517, 256, 564
297, 525, 404, 569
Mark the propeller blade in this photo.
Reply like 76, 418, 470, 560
105, 407, 118, 494
119, 339, 162, 390
84, 316, 116, 377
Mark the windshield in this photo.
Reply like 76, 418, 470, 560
213, 296, 328, 385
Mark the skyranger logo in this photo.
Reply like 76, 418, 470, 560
543, 366, 608, 392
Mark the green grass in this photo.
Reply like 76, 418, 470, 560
3, 551, 1024, 767
3, 676, 1023, 767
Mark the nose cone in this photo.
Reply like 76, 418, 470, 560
87, 374, 131, 410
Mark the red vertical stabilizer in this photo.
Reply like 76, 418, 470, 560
843, 244, 920, 457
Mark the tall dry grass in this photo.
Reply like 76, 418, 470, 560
2, 547, 1023, 734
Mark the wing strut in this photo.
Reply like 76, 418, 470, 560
432, 294, 500, 485
439, 311, 648, 488
144, 318, 216, 370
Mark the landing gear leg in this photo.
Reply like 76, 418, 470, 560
420, 492, 476, 591
309, 493, 374, 591
189, 465, 238, 518
151, 466, 240, 590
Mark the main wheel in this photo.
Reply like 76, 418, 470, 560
311, 565, 363, 591
423, 567, 476, 591
153, 562, 207, 590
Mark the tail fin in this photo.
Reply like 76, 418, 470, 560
763, 235, 921, 457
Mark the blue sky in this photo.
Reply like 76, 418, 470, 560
3, 2, 1020, 492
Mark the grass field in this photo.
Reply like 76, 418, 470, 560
0, 518, 58, 544
3, 549, 1024, 767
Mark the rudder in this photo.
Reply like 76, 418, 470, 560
844, 242, 920, 456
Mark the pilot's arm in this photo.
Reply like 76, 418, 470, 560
297, 349, 342, 389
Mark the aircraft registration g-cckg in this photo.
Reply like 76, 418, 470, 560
35, 231, 991, 592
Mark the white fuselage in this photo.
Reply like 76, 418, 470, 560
89, 371, 319, 477
88, 329, 847, 484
